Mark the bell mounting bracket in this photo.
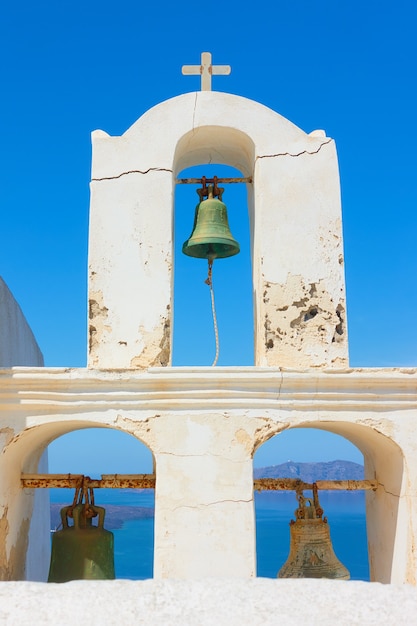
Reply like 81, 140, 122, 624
197, 176, 224, 202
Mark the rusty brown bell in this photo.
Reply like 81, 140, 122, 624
278, 486, 350, 580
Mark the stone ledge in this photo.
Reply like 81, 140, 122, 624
1, 366, 416, 411
0, 579, 416, 625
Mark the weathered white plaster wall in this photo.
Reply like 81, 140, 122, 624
0, 277, 44, 367
88, 92, 347, 369
0, 277, 47, 580
1, 367, 416, 583
2, 90, 415, 592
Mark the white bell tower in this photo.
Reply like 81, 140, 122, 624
1, 53, 416, 585
88, 54, 348, 371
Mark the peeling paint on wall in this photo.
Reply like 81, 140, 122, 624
252, 420, 288, 454
0, 507, 30, 581
0, 506, 9, 579
7, 517, 30, 581
358, 418, 395, 439
262, 275, 348, 368
114, 415, 156, 450
233, 428, 252, 453
0, 428, 15, 450
130, 314, 171, 369
88, 290, 109, 363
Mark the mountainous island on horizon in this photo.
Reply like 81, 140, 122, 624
253, 459, 364, 481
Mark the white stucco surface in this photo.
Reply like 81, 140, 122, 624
0, 278, 43, 366
1, 579, 416, 625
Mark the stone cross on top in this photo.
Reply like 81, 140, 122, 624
182, 52, 231, 91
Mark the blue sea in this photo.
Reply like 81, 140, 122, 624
50, 489, 369, 581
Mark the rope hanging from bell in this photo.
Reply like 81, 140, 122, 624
204, 259, 219, 366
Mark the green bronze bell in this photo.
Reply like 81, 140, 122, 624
48, 503, 115, 583
182, 184, 240, 260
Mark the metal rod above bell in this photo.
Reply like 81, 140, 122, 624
277, 486, 350, 580
182, 183, 240, 260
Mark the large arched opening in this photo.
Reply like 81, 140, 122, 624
173, 162, 253, 366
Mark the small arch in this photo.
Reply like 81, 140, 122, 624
48, 428, 154, 581
174, 125, 255, 177
253, 423, 405, 583
48, 428, 154, 475
1, 421, 156, 581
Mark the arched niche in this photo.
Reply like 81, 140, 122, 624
88, 92, 347, 369
48, 428, 153, 475
0, 421, 155, 581
173, 162, 254, 366
174, 126, 255, 177
253, 422, 405, 583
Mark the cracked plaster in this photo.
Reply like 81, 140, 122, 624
255, 137, 333, 163
91, 167, 173, 183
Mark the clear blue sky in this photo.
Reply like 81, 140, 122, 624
1, 1, 416, 472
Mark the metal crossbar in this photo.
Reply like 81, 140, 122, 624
21, 474, 377, 491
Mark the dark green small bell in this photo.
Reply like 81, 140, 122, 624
48, 503, 115, 583
182, 185, 240, 260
